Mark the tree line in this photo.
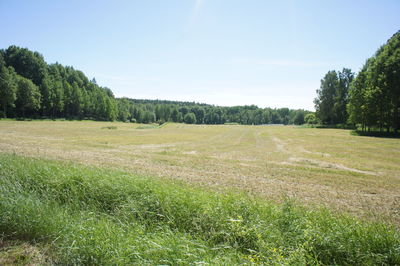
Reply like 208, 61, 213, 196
0, 45, 311, 125
314, 31, 400, 133
117, 98, 311, 125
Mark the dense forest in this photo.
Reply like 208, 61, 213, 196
0, 45, 311, 125
314, 31, 400, 133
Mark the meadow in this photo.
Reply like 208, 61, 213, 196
0, 120, 400, 264
1, 120, 399, 222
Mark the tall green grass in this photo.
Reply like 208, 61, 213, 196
0, 153, 399, 265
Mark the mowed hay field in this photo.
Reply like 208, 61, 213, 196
1, 120, 399, 224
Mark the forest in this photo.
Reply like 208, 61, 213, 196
1, 31, 399, 129
314, 31, 400, 133
0, 45, 310, 125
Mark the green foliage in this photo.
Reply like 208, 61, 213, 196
184, 112, 197, 124
335, 68, 354, 123
293, 110, 305, 125
314, 69, 354, 125
348, 31, 400, 133
141, 110, 156, 124
0, 46, 117, 121
0, 45, 311, 124
0, 66, 17, 117
0, 154, 399, 265
304, 113, 317, 125
117, 98, 130, 121
170, 107, 181, 122
4, 45, 47, 86
15, 76, 41, 117
118, 99, 311, 125
39, 77, 52, 116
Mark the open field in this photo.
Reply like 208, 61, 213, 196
1, 154, 399, 265
0, 120, 400, 224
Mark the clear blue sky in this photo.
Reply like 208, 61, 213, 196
1, 0, 399, 110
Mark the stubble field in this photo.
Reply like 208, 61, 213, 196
1, 120, 399, 224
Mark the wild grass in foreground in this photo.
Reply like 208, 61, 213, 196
0, 154, 399, 265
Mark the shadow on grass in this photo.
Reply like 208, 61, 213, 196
315, 124, 356, 130
351, 130, 400, 139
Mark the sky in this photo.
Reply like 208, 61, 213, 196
1, 0, 399, 110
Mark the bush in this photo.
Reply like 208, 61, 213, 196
304, 113, 317, 125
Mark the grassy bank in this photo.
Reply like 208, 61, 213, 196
0, 154, 399, 265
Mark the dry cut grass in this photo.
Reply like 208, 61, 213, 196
0, 120, 399, 224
